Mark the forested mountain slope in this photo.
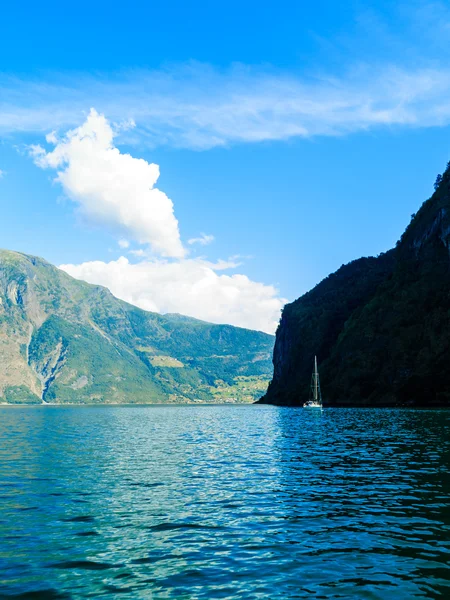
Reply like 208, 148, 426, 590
260, 164, 450, 407
0, 250, 273, 404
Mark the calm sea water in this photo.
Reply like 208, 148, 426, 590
0, 406, 449, 599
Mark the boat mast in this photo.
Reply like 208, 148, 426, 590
309, 355, 322, 405
306, 355, 323, 407
314, 355, 322, 404
314, 355, 318, 402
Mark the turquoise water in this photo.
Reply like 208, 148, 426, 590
0, 406, 449, 599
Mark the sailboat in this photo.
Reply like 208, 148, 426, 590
303, 356, 323, 408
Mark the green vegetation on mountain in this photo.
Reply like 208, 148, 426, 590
260, 162, 450, 407
0, 250, 273, 404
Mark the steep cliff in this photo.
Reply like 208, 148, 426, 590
0, 250, 274, 404
260, 164, 450, 407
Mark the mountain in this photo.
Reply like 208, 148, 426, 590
260, 163, 450, 407
0, 250, 274, 404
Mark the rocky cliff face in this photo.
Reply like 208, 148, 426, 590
260, 164, 450, 407
0, 250, 274, 404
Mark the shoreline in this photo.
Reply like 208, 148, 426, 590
1, 402, 450, 409
0, 401, 259, 407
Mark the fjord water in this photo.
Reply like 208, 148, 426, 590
0, 407, 449, 599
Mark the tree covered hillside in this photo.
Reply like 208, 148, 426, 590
260, 163, 450, 407
0, 250, 273, 404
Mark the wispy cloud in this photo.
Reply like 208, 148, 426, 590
3, 60, 450, 149
188, 233, 214, 246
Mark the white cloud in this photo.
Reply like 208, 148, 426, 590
3, 59, 450, 149
188, 233, 214, 246
0, 170, 4, 179
30, 109, 185, 258
27, 111, 285, 332
60, 256, 284, 334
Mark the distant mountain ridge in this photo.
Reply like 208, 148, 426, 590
0, 250, 274, 404
260, 163, 450, 407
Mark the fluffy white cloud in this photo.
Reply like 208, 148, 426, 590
30, 109, 185, 258
188, 233, 214, 246
0, 169, 4, 179
29, 111, 285, 332
60, 256, 285, 334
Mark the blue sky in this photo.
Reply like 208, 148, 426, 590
2, 1, 450, 332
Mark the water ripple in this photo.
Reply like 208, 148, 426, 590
0, 406, 449, 598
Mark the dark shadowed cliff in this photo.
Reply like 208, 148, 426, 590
260, 164, 450, 407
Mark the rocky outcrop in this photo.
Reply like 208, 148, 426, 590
29, 338, 68, 400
